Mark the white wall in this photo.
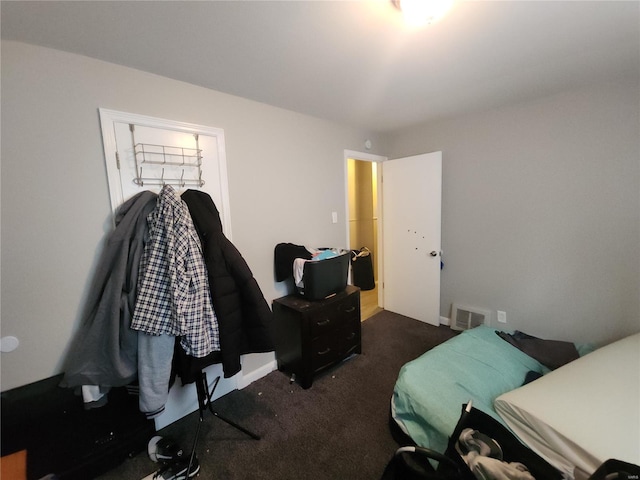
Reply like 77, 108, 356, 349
385, 78, 640, 345
0, 41, 382, 391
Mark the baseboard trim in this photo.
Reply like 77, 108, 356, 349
155, 363, 237, 430
439, 316, 451, 326
155, 358, 277, 430
238, 359, 278, 390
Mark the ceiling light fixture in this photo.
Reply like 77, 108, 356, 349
392, 0, 454, 26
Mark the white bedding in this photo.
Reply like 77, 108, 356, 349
494, 332, 640, 479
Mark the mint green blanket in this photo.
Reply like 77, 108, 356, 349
392, 326, 546, 454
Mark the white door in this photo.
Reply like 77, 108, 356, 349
382, 152, 442, 325
99, 108, 232, 237
99, 109, 236, 429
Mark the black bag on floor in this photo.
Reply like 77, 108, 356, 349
382, 402, 563, 480
439, 403, 563, 480
351, 247, 375, 290
586, 459, 640, 480
380, 445, 463, 480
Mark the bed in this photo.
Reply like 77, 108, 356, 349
391, 325, 638, 479
494, 332, 640, 478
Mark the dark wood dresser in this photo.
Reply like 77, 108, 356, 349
272, 285, 361, 389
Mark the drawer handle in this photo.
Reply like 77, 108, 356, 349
316, 319, 331, 327
317, 347, 331, 355
345, 306, 356, 313
346, 332, 356, 340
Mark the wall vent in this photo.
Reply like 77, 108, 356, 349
450, 304, 491, 331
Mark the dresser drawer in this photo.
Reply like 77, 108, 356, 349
273, 285, 361, 389
310, 320, 360, 373
308, 294, 359, 337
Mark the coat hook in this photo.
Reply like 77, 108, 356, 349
161, 168, 165, 186
180, 169, 185, 188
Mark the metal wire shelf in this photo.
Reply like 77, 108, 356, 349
130, 126, 205, 188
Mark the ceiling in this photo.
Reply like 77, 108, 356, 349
2, 1, 639, 133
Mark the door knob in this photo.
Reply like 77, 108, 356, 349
430, 251, 438, 257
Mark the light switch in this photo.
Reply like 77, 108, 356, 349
332, 212, 338, 224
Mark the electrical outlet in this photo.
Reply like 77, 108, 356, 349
497, 310, 507, 324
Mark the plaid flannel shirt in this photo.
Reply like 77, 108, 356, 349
132, 185, 220, 357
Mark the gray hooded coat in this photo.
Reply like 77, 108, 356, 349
61, 191, 158, 389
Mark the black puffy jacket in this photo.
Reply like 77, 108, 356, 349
174, 190, 274, 382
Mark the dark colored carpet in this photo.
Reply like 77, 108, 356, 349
97, 310, 456, 480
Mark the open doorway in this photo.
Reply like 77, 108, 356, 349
345, 150, 386, 320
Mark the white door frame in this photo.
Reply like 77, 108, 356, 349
343, 149, 387, 309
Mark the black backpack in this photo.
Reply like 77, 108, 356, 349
382, 403, 562, 480
382, 404, 640, 480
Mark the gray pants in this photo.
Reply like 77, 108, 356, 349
138, 332, 174, 419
